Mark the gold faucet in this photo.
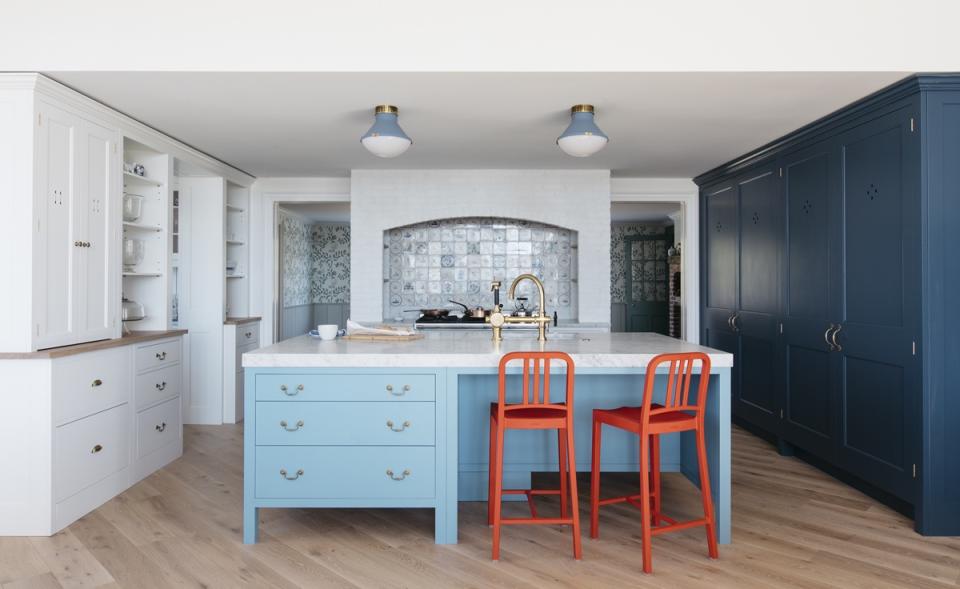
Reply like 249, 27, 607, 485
486, 274, 552, 342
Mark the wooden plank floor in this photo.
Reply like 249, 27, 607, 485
3, 425, 959, 588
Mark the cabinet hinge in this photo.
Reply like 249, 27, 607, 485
910, 117, 915, 132
912, 341, 917, 356
913, 463, 917, 478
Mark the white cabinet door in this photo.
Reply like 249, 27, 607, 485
35, 102, 81, 349
77, 118, 118, 341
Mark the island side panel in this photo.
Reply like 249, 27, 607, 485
434, 368, 459, 543
243, 366, 258, 543
680, 368, 731, 544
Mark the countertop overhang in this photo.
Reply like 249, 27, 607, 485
243, 332, 733, 369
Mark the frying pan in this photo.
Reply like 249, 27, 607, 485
404, 308, 450, 318
449, 300, 488, 318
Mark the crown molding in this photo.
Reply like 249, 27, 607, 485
0, 73, 256, 186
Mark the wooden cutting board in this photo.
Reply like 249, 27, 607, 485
340, 332, 424, 342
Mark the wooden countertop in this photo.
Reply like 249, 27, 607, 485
0, 329, 188, 359
224, 316, 261, 325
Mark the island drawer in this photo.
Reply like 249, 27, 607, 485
255, 401, 435, 446
255, 374, 435, 402
255, 446, 435, 499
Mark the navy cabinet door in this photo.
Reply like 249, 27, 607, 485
735, 166, 782, 431
834, 106, 921, 502
780, 143, 842, 459
702, 181, 740, 399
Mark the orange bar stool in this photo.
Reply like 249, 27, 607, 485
487, 351, 582, 561
589, 352, 718, 574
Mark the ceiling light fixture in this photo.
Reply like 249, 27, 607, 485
361, 105, 412, 158
557, 104, 608, 157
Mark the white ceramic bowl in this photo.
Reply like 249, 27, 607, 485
317, 324, 338, 340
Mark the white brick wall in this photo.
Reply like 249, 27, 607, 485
350, 169, 611, 323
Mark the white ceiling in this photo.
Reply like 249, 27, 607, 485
49, 72, 909, 178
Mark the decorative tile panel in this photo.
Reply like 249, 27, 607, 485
610, 223, 669, 304
383, 217, 578, 320
281, 214, 350, 307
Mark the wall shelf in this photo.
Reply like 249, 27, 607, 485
123, 171, 164, 187
226, 274, 246, 279
226, 204, 245, 213
226, 240, 245, 245
123, 221, 162, 232
123, 271, 162, 277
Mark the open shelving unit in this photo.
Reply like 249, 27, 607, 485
121, 138, 171, 332
225, 182, 250, 318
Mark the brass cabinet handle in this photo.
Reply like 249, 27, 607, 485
91, 444, 103, 454
731, 314, 740, 332
155, 381, 166, 391
727, 315, 734, 330
386, 384, 409, 396
280, 419, 304, 431
386, 468, 411, 481
155, 351, 167, 360
280, 468, 304, 480
830, 324, 843, 352
155, 422, 167, 433
386, 420, 411, 432
824, 324, 836, 350
280, 384, 304, 396
403, 384, 411, 392
91, 379, 103, 387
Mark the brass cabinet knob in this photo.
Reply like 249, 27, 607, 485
91, 444, 103, 454
91, 379, 103, 387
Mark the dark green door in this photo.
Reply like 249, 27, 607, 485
624, 228, 673, 334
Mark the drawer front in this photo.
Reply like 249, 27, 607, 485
135, 363, 181, 410
135, 339, 181, 373
255, 446, 434, 499
53, 346, 129, 425
236, 322, 260, 347
55, 404, 130, 502
256, 402, 435, 446
137, 396, 181, 458
255, 374, 435, 402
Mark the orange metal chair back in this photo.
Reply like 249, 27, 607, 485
496, 351, 575, 419
641, 352, 712, 426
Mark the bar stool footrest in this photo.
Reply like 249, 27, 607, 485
650, 518, 709, 536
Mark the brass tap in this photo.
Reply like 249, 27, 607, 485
486, 274, 552, 342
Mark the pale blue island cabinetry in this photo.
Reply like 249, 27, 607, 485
242, 332, 733, 545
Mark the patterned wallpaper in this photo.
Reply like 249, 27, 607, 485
311, 224, 350, 304
280, 213, 350, 307
382, 217, 578, 320
610, 223, 670, 304
280, 214, 312, 307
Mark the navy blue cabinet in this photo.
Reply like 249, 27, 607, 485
696, 75, 960, 535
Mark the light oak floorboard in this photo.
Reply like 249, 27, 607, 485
4, 425, 959, 588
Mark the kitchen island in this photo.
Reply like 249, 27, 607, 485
242, 331, 733, 545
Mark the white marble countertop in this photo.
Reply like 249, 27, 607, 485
243, 331, 733, 369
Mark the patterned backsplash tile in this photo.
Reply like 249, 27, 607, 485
382, 217, 578, 320
610, 223, 670, 304
280, 213, 350, 307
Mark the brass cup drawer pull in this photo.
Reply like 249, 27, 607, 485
280, 384, 304, 396
91, 379, 103, 387
386, 468, 411, 481
386, 420, 411, 432
155, 381, 167, 391
155, 351, 167, 361
386, 384, 411, 396
280, 468, 304, 480
155, 422, 167, 433
280, 419, 304, 432
91, 444, 103, 454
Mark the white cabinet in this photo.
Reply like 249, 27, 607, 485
30, 101, 120, 351
223, 319, 260, 424
0, 334, 184, 536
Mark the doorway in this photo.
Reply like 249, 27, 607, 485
275, 202, 350, 341
610, 202, 682, 336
